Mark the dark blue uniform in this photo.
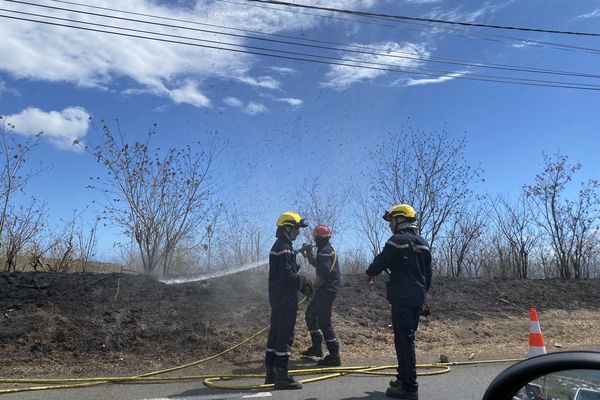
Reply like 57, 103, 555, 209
305, 242, 340, 355
266, 236, 302, 369
366, 224, 432, 393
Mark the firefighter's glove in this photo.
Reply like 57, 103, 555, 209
299, 276, 314, 297
299, 243, 312, 256
420, 304, 431, 317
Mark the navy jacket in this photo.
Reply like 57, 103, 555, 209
268, 236, 302, 309
307, 242, 340, 294
365, 226, 432, 306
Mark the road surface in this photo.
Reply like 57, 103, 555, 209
1, 361, 511, 400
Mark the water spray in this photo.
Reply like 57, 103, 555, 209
159, 259, 269, 284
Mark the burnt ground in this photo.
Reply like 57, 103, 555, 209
1, 268, 600, 378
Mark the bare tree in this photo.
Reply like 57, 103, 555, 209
295, 176, 352, 245
86, 121, 220, 275
75, 217, 99, 272
437, 204, 487, 277
355, 192, 387, 258
567, 183, 600, 278
524, 151, 600, 278
490, 192, 539, 279
4, 200, 45, 271
25, 219, 76, 272
371, 127, 483, 250
0, 118, 46, 257
340, 248, 368, 274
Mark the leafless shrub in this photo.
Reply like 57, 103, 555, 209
75, 217, 98, 272
3, 200, 45, 271
0, 118, 47, 271
436, 203, 487, 277
370, 127, 483, 250
524, 151, 600, 278
489, 192, 539, 279
84, 121, 221, 275
355, 193, 387, 258
295, 176, 352, 245
340, 248, 368, 275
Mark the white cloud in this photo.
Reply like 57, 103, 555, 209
0, 0, 377, 106
237, 75, 282, 90
511, 41, 537, 49
404, 0, 442, 3
321, 41, 429, 90
223, 97, 268, 115
422, 2, 514, 36
168, 81, 211, 108
244, 102, 269, 115
4, 107, 90, 150
573, 9, 600, 19
224, 97, 244, 107
269, 67, 298, 74
278, 98, 303, 106
399, 70, 467, 87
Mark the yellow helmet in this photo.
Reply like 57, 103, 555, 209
383, 204, 416, 222
276, 211, 308, 228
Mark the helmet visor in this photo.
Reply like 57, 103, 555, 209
298, 218, 308, 228
382, 211, 392, 221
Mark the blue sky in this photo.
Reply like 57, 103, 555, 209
1, 0, 600, 259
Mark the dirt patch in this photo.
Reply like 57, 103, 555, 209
1, 270, 600, 378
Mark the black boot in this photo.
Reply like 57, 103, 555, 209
317, 339, 341, 366
301, 346, 323, 357
273, 367, 302, 390
301, 331, 323, 357
317, 353, 341, 366
264, 366, 274, 384
386, 383, 418, 399
264, 352, 275, 384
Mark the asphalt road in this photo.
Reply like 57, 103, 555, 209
1, 362, 511, 400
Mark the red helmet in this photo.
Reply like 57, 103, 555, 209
312, 224, 332, 238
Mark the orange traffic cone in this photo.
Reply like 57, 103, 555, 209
528, 307, 546, 357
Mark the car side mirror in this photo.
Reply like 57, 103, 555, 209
483, 351, 600, 400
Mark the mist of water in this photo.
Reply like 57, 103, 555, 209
159, 258, 269, 284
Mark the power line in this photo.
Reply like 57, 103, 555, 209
217, 0, 600, 56
6, 0, 600, 81
247, 0, 600, 38
2, 11, 600, 92
4, 7, 600, 89
49, 0, 600, 57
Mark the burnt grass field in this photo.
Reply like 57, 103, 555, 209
1, 268, 600, 377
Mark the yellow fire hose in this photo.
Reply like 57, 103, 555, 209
0, 296, 524, 395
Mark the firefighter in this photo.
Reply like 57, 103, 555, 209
365, 204, 432, 400
264, 211, 314, 390
299, 224, 341, 366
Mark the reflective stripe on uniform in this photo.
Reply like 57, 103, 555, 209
330, 247, 337, 272
415, 245, 430, 251
266, 348, 275, 353
270, 249, 294, 256
386, 241, 410, 249
318, 251, 335, 257
275, 351, 290, 356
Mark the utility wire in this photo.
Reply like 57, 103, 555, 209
247, 0, 600, 37
48, 0, 600, 57
2, 11, 600, 91
6, 0, 600, 81
217, 0, 600, 56
3, 7, 600, 88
